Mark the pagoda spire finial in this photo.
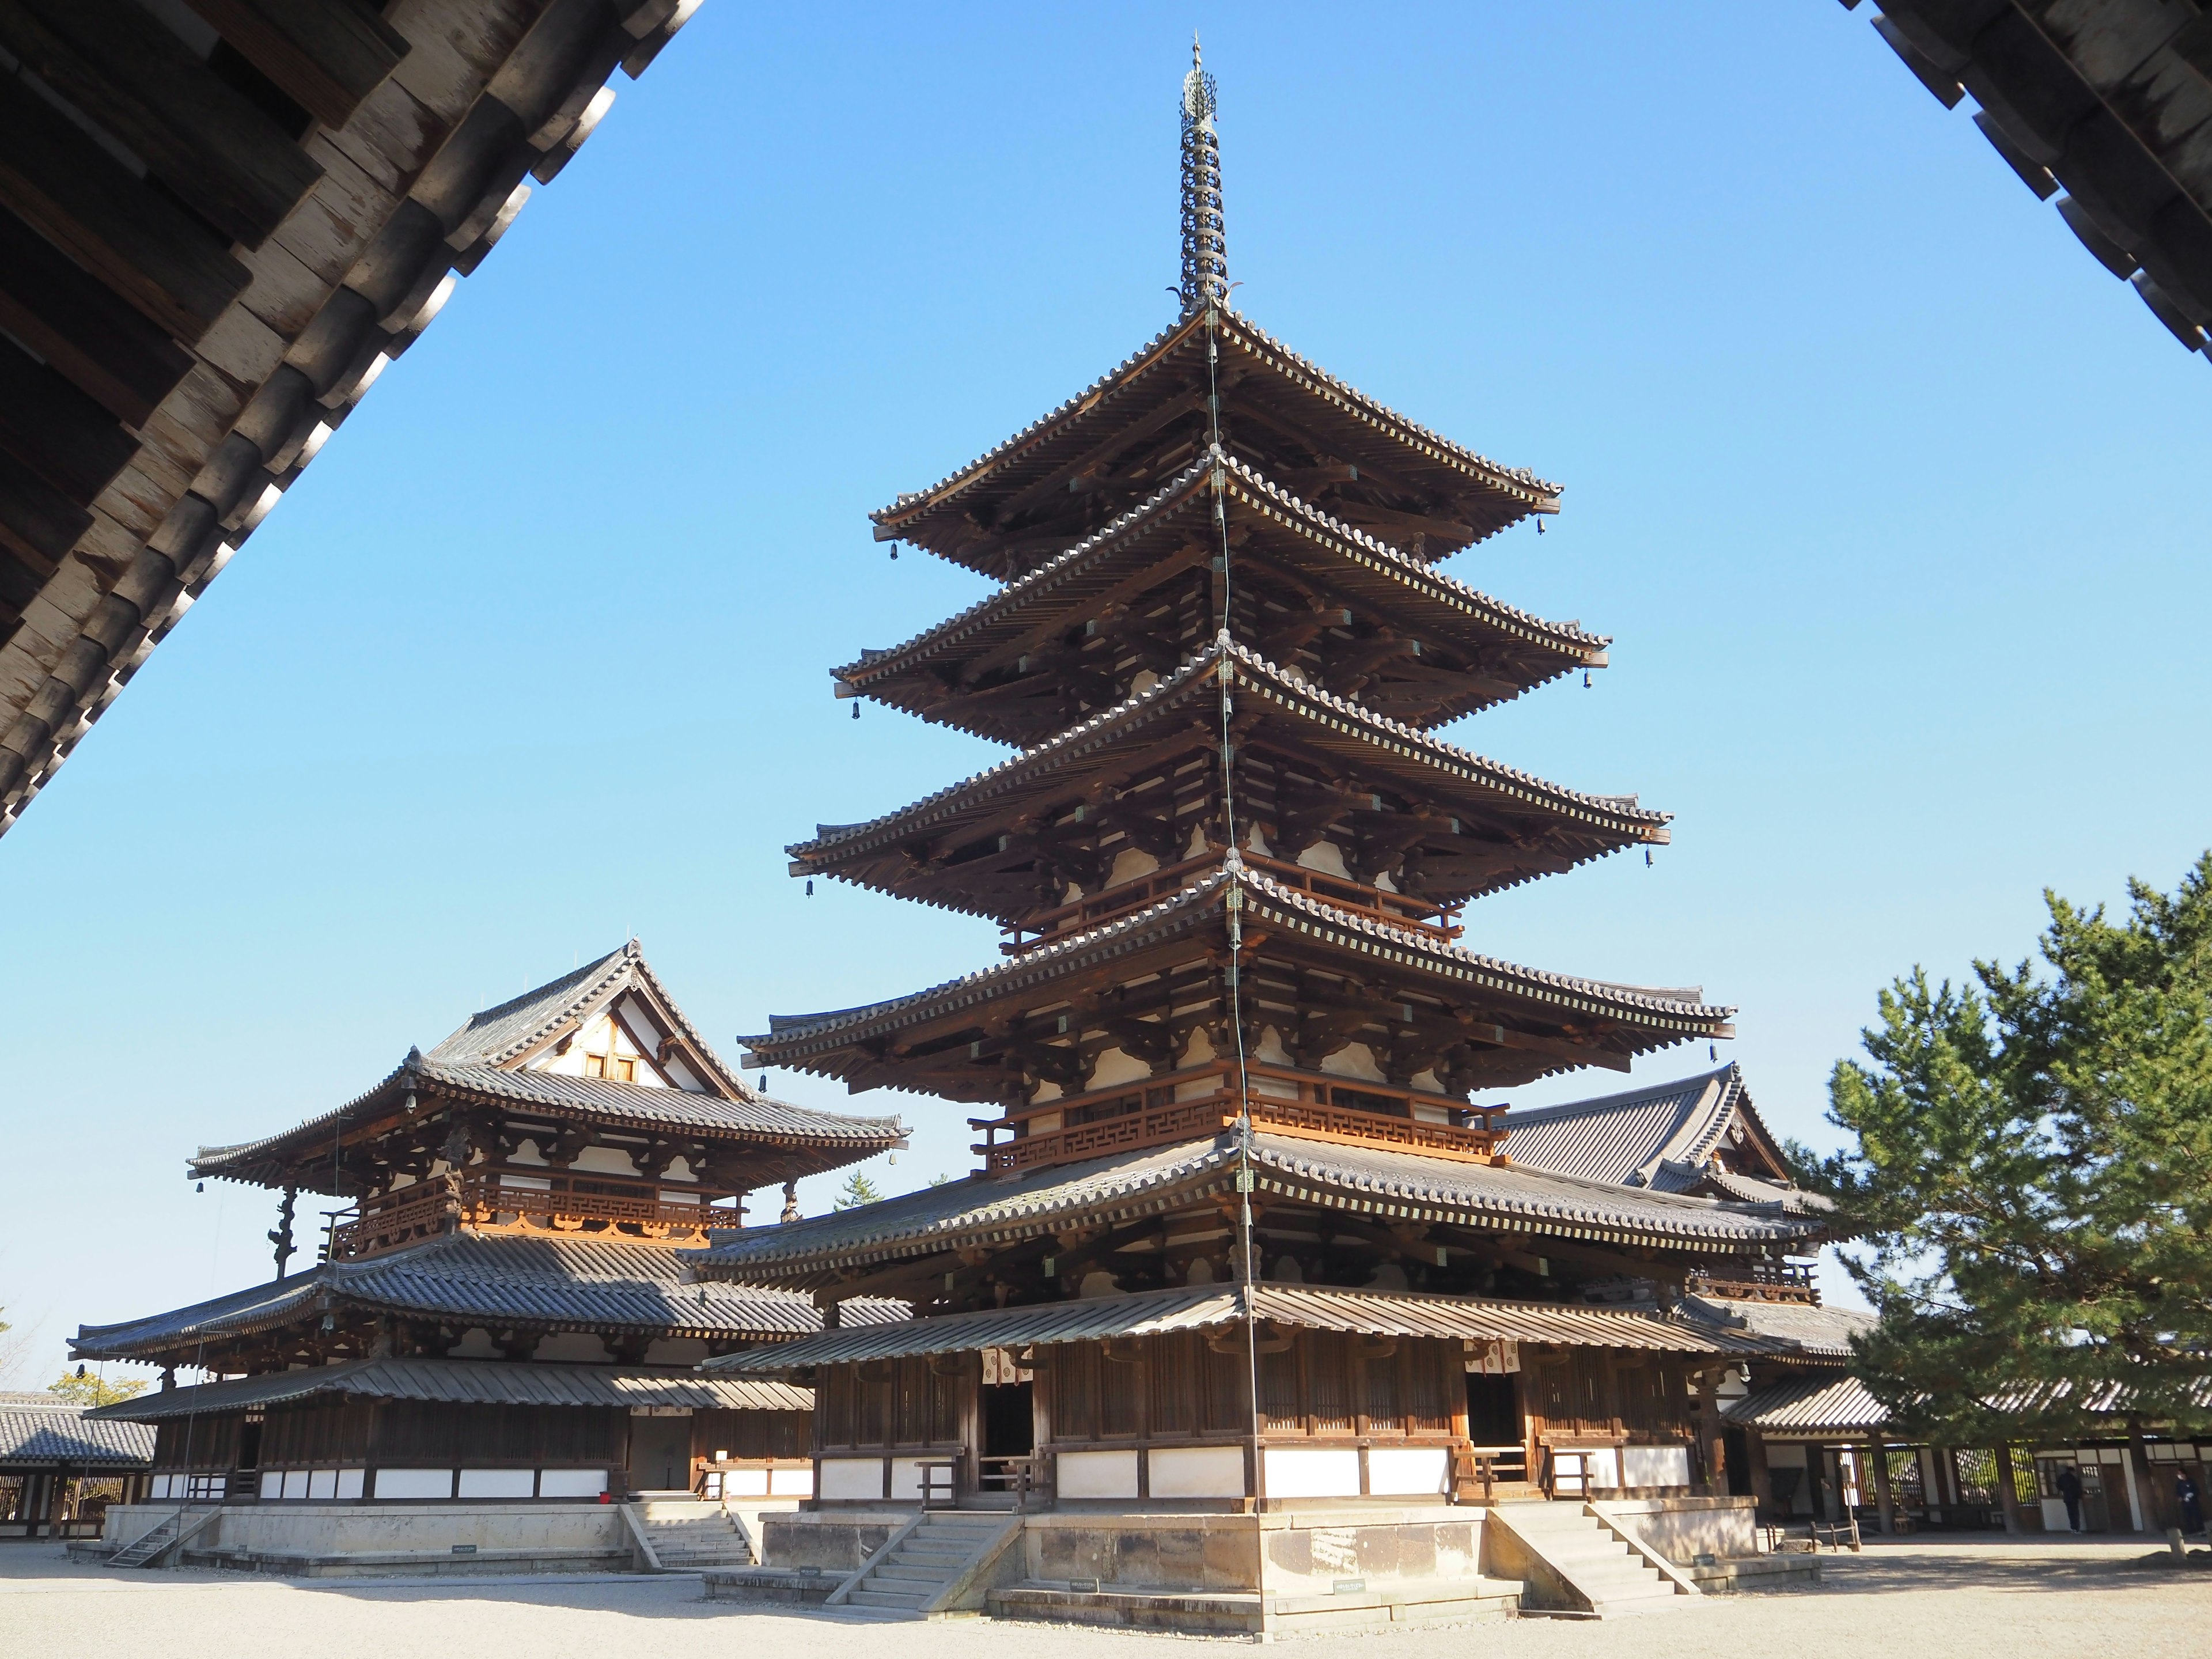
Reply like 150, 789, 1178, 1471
1178, 36, 1226, 315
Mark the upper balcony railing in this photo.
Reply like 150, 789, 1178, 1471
1685, 1260, 1819, 1305
328, 1169, 739, 1261
1000, 849, 1461, 955
970, 1058, 1505, 1174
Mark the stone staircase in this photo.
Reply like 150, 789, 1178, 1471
632, 1495, 753, 1570
835, 1512, 1015, 1617
106, 1506, 219, 1569
1488, 1502, 1693, 1617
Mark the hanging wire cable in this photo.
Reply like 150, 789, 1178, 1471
1184, 37, 1265, 1505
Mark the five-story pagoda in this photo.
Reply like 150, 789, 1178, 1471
747, 51, 1727, 1177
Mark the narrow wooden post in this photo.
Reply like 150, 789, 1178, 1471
1993, 1442, 2024, 1536
1866, 1437, 1896, 1535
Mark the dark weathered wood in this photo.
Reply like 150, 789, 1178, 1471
0, 74, 248, 343
0, 0, 325, 250
184, 0, 409, 131
0, 209, 193, 427
0, 334, 136, 506
0, 441, 93, 571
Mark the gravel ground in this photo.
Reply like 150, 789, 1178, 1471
2, 1535, 2206, 1657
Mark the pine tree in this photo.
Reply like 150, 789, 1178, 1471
833, 1171, 885, 1210
1795, 851, 2212, 1440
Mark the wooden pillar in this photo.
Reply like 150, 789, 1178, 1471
1743, 1425, 1774, 1518
1694, 1370, 1725, 1495
1866, 1436, 1896, 1535
1993, 1442, 2024, 1535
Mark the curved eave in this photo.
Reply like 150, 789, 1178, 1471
745, 865, 1732, 1085
870, 309, 1561, 567
842, 450, 1604, 740
791, 641, 1667, 921
189, 1059, 907, 1195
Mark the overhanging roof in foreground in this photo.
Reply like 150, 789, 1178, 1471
88, 1357, 810, 1422
0, 0, 704, 840
704, 1282, 1771, 1374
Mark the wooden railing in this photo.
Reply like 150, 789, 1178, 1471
331, 1171, 738, 1260
1687, 1262, 1819, 1305
1000, 850, 1461, 954
972, 1059, 1504, 1173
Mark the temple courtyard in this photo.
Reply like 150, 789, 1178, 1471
1, 1536, 2204, 1656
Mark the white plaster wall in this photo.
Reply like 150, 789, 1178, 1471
819, 1458, 882, 1501
1296, 841, 1353, 880
1368, 1447, 1449, 1496
1264, 1448, 1361, 1498
1147, 1446, 1245, 1498
533, 1333, 611, 1363
643, 1338, 709, 1365
1088, 1046, 1150, 1089
1319, 1042, 1387, 1082
1106, 848, 1161, 888
1058, 1449, 1141, 1499
1622, 1446, 1692, 1487
570, 1145, 638, 1177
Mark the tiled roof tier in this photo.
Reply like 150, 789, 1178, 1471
745, 861, 1730, 1099
871, 309, 1561, 577
1676, 1294, 1874, 1361
1722, 1373, 1888, 1435
794, 639, 1666, 922
705, 1282, 1771, 1376
0, 1396, 154, 1467
840, 450, 1605, 744
88, 1359, 810, 1422
694, 1131, 1816, 1289
191, 1054, 905, 1193
70, 1233, 827, 1363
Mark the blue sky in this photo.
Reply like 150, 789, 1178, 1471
5, 5, 2207, 1382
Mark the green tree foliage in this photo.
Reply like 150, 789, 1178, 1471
47, 1366, 147, 1407
834, 1171, 885, 1210
1794, 852, 2212, 1441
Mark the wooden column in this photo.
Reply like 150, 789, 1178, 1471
1865, 1436, 1896, 1535
1694, 1369, 1725, 1495
1743, 1425, 1774, 1519
1993, 1442, 2024, 1536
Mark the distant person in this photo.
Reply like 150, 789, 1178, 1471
2179, 1469, 2204, 1537
2056, 1464, 2084, 1532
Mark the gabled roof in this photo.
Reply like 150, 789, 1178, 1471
71, 1232, 834, 1364
841, 450, 1606, 743
694, 1129, 1817, 1289
0, 1396, 153, 1468
705, 1282, 1773, 1374
744, 861, 1731, 1098
89, 1359, 809, 1422
188, 942, 906, 1192
871, 308, 1560, 575
1499, 1063, 1798, 1196
793, 639, 1668, 921
427, 938, 744, 1094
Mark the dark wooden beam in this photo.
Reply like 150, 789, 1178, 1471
0, 334, 135, 505
0, 209, 193, 426
0, 444, 92, 570
0, 73, 248, 343
184, 0, 410, 132
0, 0, 324, 249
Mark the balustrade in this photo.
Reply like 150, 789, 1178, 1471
971, 1059, 1503, 1173
328, 1170, 738, 1260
